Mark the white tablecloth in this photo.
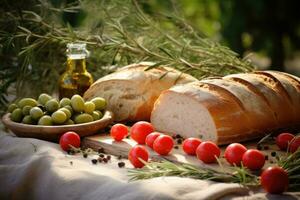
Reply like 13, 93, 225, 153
0, 126, 299, 200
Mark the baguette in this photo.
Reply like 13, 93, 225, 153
83, 63, 197, 121
151, 71, 300, 144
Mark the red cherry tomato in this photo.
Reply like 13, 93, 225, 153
130, 121, 154, 144
145, 132, 161, 149
128, 145, 149, 168
153, 135, 174, 155
196, 141, 220, 164
242, 149, 265, 170
224, 143, 247, 166
59, 131, 81, 151
289, 136, 300, 153
276, 133, 294, 151
182, 138, 202, 155
110, 123, 128, 141
261, 166, 289, 194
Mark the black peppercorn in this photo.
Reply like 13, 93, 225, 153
175, 134, 182, 139
83, 153, 88, 158
98, 147, 105, 154
117, 155, 122, 160
265, 155, 269, 160
263, 146, 269, 150
92, 159, 98, 164
98, 158, 103, 163
99, 154, 105, 158
103, 158, 108, 163
177, 139, 182, 144
271, 151, 277, 157
174, 146, 179, 149
172, 134, 177, 139
118, 162, 125, 168
70, 161, 73, 165
107, 155, 111, 160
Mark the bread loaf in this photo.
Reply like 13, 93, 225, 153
151, 70, 300, 144
83, 63, 197, 121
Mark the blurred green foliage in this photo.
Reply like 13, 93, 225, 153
139, 0, 300, 71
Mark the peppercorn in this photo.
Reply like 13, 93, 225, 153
175, 134, 182, 139
265, 155, 269, 160
126, 135, 130, 139
106, 155, 111, 160
98, 147, 104, 154
99, 154, 105, 158
103, 158, 108, 163
172, 134, 177, 139
271, 151, 277, 157
70, 161, 73, 165
263, 145, 269, 150
117, 155, 122, 160
98, 158, 103, 163
91, 159, 98, 164
83, 153, 88, 158
257, 145, 262, 150
177, 139, 182, 145
118, 162, 125, 168
174, 145, 179, 149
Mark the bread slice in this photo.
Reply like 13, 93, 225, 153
83, 63, 197, 121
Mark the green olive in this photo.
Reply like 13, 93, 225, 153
18, 98, 38, 108
51, 110, 67, 124
64, 119, 75, 125
22, 105, 32, 116
10, 108, 23, 122
71, 95, 85, 113
38, 115, 53, 126
59, 108, 71, 119
59, 98, 71, 108
45, 99, 59, 113
63, 105, 73, 114
22, 115, 34, 124
84, 101, 95, 114
30, 107, 44, 120
7, 103, 18, 113
91, 97, 106, 110
38, 93, 52, 105
74, 113, 93, 124
91, 111, 102, 121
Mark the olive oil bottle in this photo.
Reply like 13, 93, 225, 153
59, 43, 93, 98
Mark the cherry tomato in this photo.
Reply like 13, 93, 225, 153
261, 166, 289, 194
276, 133, 294, 151
130, 121, 154, 144
145, 132, 161, 149
110, 123, 128, 141
59, 131, 81, 151
153, 135, 174, 155
128, 145, 149, 168
196, 141, 220, 164
289, 136, 300, 153
242, 149, 265, 170
224, 143, 247, 166
182, 138, 202, 155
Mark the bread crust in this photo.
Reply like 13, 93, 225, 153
83, 63, 197, 121
151, 71, 300, 144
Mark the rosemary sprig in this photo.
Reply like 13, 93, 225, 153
277, 149, 300, 191
128, 160, 259, 186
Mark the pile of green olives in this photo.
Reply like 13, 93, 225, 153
7, 93, 107, 126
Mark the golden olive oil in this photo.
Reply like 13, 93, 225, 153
59, 43, 93, 98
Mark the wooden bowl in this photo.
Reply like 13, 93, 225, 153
1, 111, 114, 142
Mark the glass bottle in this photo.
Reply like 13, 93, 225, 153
59, 43, 93, 98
